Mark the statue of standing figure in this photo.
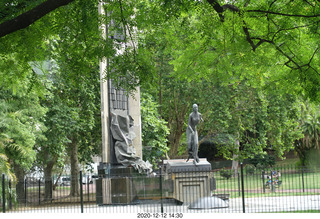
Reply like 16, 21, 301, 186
186, 104, 203, 164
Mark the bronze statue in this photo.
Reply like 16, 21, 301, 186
186, 104, 203, 164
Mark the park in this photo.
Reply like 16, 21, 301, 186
1, 0, 320, 214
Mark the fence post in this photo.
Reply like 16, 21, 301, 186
240, 163, 245, 213
79, 171, 83, 213
301, 167, 305, 193
38, 179, 41, 205
87, 176, 90, 202
159, 167, 163, 213
8, 179, 12, 210
2, 174, 5, 213
24, 178, 27, 207
262, 170, 266, 193
238, 171, 241, 197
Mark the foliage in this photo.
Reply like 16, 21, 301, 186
295, 101, 320, 166
244, 164, 255, 175
1, 0, 102, 195
1, 0, 320, 176
141, 93, 169, 167
0, 84, 46, 178
137, 1, 304, 162
198, 141, 220, 161
247, 154, 276, 169
219, 168, 233, 180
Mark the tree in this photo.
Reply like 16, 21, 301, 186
295, 101, 320, 166
1, 0, 103, 197
51, 2, 102, 196
140, 93, 169, 167
2, 1, 320, 101
2, 0, 320, 175
0, 0, 75, 38
0, 84, 46, 202
137, 2, 304, 163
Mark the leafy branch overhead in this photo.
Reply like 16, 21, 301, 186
1, 0, 320, 167
1, 1, 320, 92
207, 0, 320, 76
0, 0, 75, 38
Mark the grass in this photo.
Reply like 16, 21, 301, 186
213, 162, 320, 198
275, 158, 300, 166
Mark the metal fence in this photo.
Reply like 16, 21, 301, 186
1, 164, 320, 213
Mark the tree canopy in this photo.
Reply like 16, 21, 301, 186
1, 0, 320, 178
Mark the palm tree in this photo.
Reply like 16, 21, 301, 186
295, 102, 320, 166
0, 132, 12, 176
302, 112, 320, 149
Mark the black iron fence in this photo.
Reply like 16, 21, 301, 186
1, 164, 320, 213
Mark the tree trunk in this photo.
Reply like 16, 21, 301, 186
231, 140, 240, 176
69, 137, 80, 196
168, 102, 188, 158
13, 164, 25, 203
43, 158, 56, 201
168, 122, 184, 158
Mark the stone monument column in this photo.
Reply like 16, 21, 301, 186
97, 3, 147, 205
128, 87, 142, 158
99, 3, 110, 164
99, 3, 142, 164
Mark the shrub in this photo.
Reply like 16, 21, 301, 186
245, 164, 255, 175
219, 168, 233, 180
248, 154, 275, 169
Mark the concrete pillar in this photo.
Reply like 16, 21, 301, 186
100, 58, 110, 163
128, 87, 142, 158
99, 3, 110, 163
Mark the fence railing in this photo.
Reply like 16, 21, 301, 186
1, 164, 320, 213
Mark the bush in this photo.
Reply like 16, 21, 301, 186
219, 168, 233, 180
248, 154, 275, 169
141, 93, 170, 168
245, 164, 255, 175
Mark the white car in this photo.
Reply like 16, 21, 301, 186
58, 177, 71, 186
82, 175, 94, 184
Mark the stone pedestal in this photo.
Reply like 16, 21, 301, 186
96, 164, 137, 205
163, 159, 215, 204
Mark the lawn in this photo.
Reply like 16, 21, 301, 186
213, 162, 320, 198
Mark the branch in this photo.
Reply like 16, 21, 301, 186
206, 0, 225, 21
271, 21, 320, 41
207, 0, 320, 52
247, 9, 320, 18
308, 47, 319, 66
0, 0, 75, 38
207, 1, 262, 51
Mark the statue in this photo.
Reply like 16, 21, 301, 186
186, 104, 203, 164
110, 110, 152, 173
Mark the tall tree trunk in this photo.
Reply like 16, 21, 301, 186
43, 156, 56, 201
69, 137, 79, 196
13, 163, 25, 203
231, 140, 240, 176
168, 122, 184, 158
168, 100, 188, 158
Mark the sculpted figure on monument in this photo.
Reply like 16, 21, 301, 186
186, 104, 203, 164
110, 110, 152, 173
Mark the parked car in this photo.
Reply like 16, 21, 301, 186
82, 175, 92, 184
58, 177, 71, 186
82, 175, 98, 184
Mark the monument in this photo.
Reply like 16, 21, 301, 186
97, 3, 216, 205
96, 3, 151, 205
162, 104, 216, 204
186, 104, 203, 164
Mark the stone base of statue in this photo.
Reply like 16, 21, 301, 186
162, 158, 216, 204
96, 163, 138, 205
